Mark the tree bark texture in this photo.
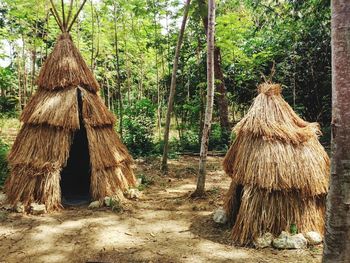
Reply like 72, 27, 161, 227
323, 1, 350, 262
193, 0, 215, 196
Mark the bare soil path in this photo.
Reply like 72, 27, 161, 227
0, 156, 322, 263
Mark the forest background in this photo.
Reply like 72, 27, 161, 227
0, 0, 331, 184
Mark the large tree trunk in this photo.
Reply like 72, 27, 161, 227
198, 0, 230, 142
192, 0, 215, 197
161, 0, 191, 173
323, 1, 350, 262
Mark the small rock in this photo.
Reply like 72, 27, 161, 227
3, 204, 12, 210
212, 207, 227, 224
30, 203, 46, 215
104, 197, 112, 207
0, 193, 7, 204
272, 231, 307, 249
15, 202, 25, 213
305, 231, 322, 245
88, 200, 101, 209
136, 178, 142, 186
127, 189, 141, 199
254, 233, 273, 248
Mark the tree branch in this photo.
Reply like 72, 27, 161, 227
67, 0, 88, 32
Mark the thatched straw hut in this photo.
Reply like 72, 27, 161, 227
4, 1, 135, 212
223, 83, 329, 245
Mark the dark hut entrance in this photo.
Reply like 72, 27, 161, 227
60, 89, 91, 205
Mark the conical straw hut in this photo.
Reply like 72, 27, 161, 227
223, 83, 329, 245
4, 0, 136, 211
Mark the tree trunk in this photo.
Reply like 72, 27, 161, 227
323, 1, 350, 262
198, 0, 230, 142
161, 0, 191, 172
152, 6, 162, 141
192, 0, 215, 197
90, 0, 94, 70
113, 3, 123, 137
30, 48, 36, 96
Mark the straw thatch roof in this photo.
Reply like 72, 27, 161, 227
4, 1, 135, 211
223, 83, 329, 245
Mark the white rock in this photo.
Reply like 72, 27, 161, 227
287, 233, 308, 249
15, 202, 25, 213
127, 189, 141, 199
0, 193, 7, 204
30, 203, 46, 215
305, 231, 322, 245
254, 233, 273, 248
104, 197, 112, 207
212, 207, 227, 224
88, 200, 101, 209
3, 204, 12, 210
136, 178, 143, 187
273, 232, 307, 249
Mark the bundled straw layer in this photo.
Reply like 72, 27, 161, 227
21, 87, 116, 129
223, 134, 329, 196
227, 187, 325, 245
233, 83, 319, 144
223, 83, 329, 245
36, 33, 99, 92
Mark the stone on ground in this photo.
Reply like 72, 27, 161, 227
88, 200, 101, 209
30, 203, 46, 215
104, 197, 112, 207
272, 231, 307, 249
305, 231, 322, 245
15, 202, 25, 213
127, 188, 141, 199
0, 193, 7, 204
254, 233, 273, 248
212, 207, 227, 224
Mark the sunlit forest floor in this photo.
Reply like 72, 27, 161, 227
0, 154, 322, 263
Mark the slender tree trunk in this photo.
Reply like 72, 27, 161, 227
161, 0, 191, 172
90, 0, 94, 70
139, 53, 144, 99
21, 34, 27, 106
123, 21, 131, 106
113, 3, 123, 137
107, 78, 111, 110
152, 6, 162, 141
17, 56, 22, 111
198, 0, 230, 142
30, 48, 36, 96
323, 1, 350, 262
192, 0, 215, 197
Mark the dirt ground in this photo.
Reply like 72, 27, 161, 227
0, 156, 322, 263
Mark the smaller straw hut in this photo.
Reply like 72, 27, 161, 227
4, 1, 136, 211
223, 83, 329, 245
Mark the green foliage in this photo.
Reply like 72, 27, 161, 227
178, 129, 200, 153
208, 123, 229, 151
290, 223, 298, 235
0, 96, 18, 115
122, 99, 156, 156
0, 138, 9, 187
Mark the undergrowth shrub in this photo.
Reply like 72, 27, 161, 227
122, 99, 156, 156
0, 139, 9, 187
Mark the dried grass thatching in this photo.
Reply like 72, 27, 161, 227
4, 31, 135, 212
21, 87, 115, 129
36, 33, 99, 92
227, 187, 325, 245
223, 83, 330, 245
